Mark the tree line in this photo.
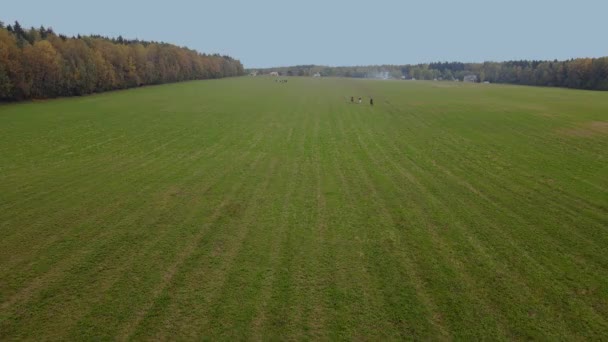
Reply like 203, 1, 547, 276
0, 21, 245, 101
250, 57, 608, 91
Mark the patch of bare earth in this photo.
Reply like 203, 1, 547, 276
559, 121, 608, 137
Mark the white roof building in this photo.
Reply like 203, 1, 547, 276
463, 75, 478, 83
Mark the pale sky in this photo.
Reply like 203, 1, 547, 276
2, 0, 607, 68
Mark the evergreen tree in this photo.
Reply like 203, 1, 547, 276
39, 26, 47, 39
12, 21, 24, 36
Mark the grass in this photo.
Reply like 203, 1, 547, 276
0, 77, 607, 340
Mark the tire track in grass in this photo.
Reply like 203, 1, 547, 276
115, 110, 280, 339
197, 161, 284, 338
0, 125, 198, 265
281, 107, 334, 340
406, 116, 608, 276
423, 152, 608, 336
467, 150, 608, 245
416, 103, 608, 248
127, 157, 278, 340
425, 159, 554, 268
306, 113, 330, 338
0, 118, 268, 335
450, 154, 608, 252
574, 175, 608, 194
65, 133, 270, 340
0, 125, 192, 215
431, 155, 608, 266
354, 83, 604, 336
248, 118, 305, 340
346, 108, 514, 338
420, 158, 608, 334
363, 116, 552, 275
0, 127, 232, 283
117, 129, 288, 338
333, 107, 448, 339
283, 107, 332, 340
379, 100, 607, 269
435, 173, 604, 335
384, 88, 604, 247
0, 126, 237, 298
55, 142, 265, 338
356, 108, 602, 338
209, 99, 310, 338
1, 105, 230, 217
4, 129, 262, 340
0, 105, 254, 252
342, 111, 454, 339
246, 111, 315, 340
331, 158, 402, 339
148, 107, 303, 339
355, 110, 555, 338
327, 113, 415, 340
115, 129, 274, 340
240, 96, 326, 339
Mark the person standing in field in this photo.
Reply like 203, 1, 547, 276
370, 98, 374, 106
351, 96, 354, 103
358, 97, 362, 104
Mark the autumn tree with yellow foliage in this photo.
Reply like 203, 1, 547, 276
0, 21, 244, 101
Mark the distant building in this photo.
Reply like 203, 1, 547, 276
269, 71, 279, 77
463, 75, 478, 83
379, 71, 390, 80
249, 71, 258, 77
312, 72, 321, 77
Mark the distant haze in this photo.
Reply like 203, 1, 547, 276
3, 0, 607, 68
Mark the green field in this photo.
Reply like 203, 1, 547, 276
1, 77, 607, 340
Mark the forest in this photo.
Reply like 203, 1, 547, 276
251, 58, 608, 91
0, 21, 244, 101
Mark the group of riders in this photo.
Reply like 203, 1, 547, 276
351, 96, 373, 106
